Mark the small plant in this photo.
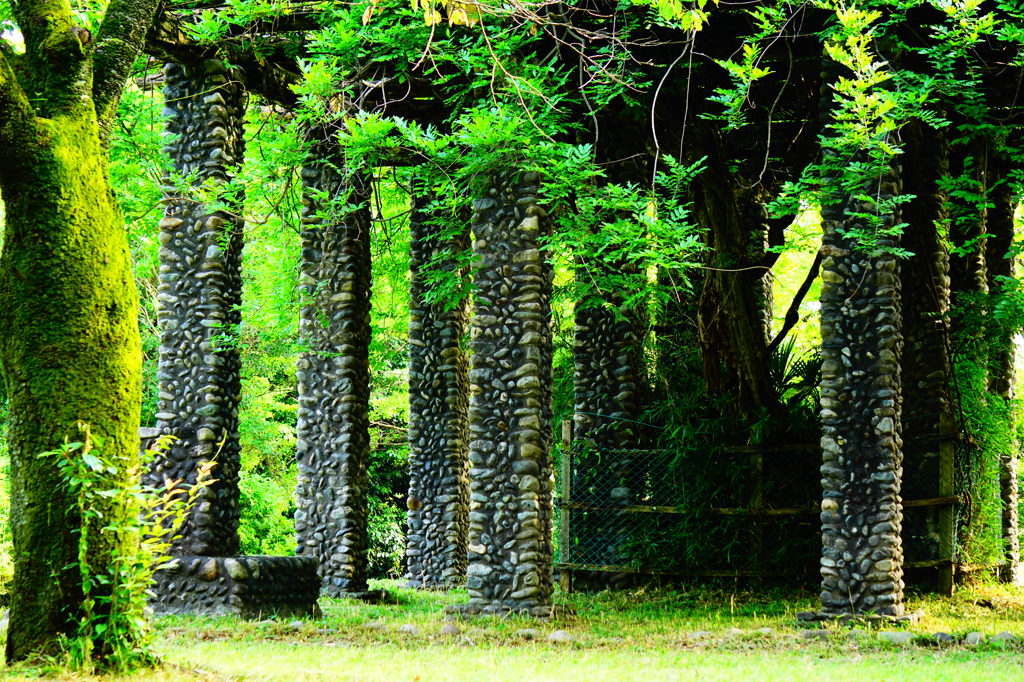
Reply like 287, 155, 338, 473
39, 422, 212, 673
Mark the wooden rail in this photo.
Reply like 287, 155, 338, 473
558, 417, 960, 592
558, 496, 959, 517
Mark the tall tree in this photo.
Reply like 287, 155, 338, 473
0, 0, 157, 662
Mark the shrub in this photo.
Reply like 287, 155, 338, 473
40, 424, 208, 673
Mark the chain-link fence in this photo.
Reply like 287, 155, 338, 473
556, 420, 960, 586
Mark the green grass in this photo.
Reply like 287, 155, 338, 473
7, 581, 1024, 680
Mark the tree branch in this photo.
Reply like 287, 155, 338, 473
12, 0, 96, 117
0, 49, 37, 181
92, 0, 163, 143
143, 8, 447, 118
767, 249, 822, 355
146, 10, 302, 106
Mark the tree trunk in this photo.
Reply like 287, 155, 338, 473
0, 116, 142, 660
0, 0, 159, 661
899, 122, 954, 581
693, 131, 778, 424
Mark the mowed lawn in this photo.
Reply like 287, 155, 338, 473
7, 581, 1024, 680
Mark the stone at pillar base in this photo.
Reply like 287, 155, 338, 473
327, 588, 391, 604
796, 610, 923, 625
405, 579, 460, 591
998, 563, 1024, 586
444, 604, 574, 619
150, 555, 320, 618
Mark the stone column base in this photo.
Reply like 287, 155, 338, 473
329, 588, 390, 603
796, 609, 923, 625
151, 555, 320, 618
444, 604, 573, 619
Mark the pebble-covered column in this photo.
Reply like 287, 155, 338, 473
986, 175, 1021, 584
818, 159, 906, 617
570, 287, 645, 568
900, 122, 953, 572
294, 145, 374, 596
464, 170, 554, 615
147, 60, 247, 557
405, 188, 471, 589
573, 297, 645, 449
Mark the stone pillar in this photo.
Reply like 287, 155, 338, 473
294, 141, 376, 597
573, 295, 645, 449
570, 285, 646, 569
405, 187, 471, 589
817, 159, 906, 617
463, 170, 554, 615
899, 122, 954, 581
986, 173, 1021, 584
146, 61, 320, 618
147, 59, 246, 557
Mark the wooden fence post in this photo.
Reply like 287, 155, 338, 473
751, 447, 764, 573
938, 411, 955, 596
560, 419, 574, 594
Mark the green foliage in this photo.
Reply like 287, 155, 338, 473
39, 424, 210, 673
766, 4, 923, 252
237, 377, 297, 556
366, 435, 409, 579
629, 0, 717, 30
955, 267, 1024, 567
549, 154, 705, 317
951, 349, 1007, 566
109, 80, 167, 426
706, 4, 785, 130
764, 338, 821, 435
368, 170, 413, 422
238, 472, 296, 556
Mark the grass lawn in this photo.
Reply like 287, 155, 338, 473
6, 580, 1024, 680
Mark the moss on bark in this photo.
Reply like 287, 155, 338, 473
0, 111, 142, 661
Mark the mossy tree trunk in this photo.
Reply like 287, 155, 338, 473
0, 0, 157, 662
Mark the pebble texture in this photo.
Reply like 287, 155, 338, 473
405, 188, 471, 589
571, 285, 646, 568
464, 171, 555, 614
573, 296, 645, 449
295, 141, 373, 595
146, 60, 247, 556
818, 159, 906, 617
985, 174, 1020, 583
150, 555, 320, 618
